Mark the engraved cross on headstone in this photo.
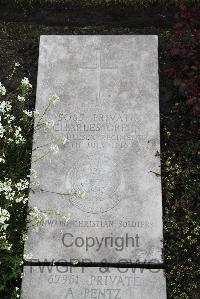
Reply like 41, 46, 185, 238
80, 48, 117, 100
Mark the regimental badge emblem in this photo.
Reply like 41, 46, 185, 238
66, 154, 123, 214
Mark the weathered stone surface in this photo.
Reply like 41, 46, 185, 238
22, 266, 167, 299
24, 35, 163, 264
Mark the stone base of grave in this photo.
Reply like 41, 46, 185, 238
22, 266, 167, 299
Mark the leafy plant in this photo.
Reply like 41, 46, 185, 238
162, 8, 200, 297
162, 99, 200, 298
0, 79, 33, 298
0, 80, 70, 298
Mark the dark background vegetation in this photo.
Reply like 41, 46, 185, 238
0, 1, 199, 298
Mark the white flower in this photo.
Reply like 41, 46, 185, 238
5, 114, 15, 124
23, 110, 34, 117
77, 189, 86, 198
0, 208, 10, 224
18, 95, 25, 102
50, 144, 59, 154
0, 232, 12, 250
0, 123, 5, 138
15, 179, 29, 191
34, 109, 39, 116
15, 62, 20, 67
5, 191, 15, 201
21, 77, 32, 89
62, 137, 67, 145
0, 178, 17, 201
0, 153, 5, 163
13, 126, 26, 144
49, 95, 60, 105
16, 286, 20, 298
0, 82, 6, 96
22, 233, 28, 241
0, 178, 12, 193
0, 100, 12, 113
0, 232, 6, 240
7, 137, 13, 143
24, 252, 33, 260
62, 213, 71, 222
6, 244, 12, 250
15, 196, 24, 203
30, 180, 40, 188
29, 168, 37, 179
45, 119, 55, 127
23, 197, 28, 204
29, 207, 48, 225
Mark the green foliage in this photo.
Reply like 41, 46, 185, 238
164, 207, 200, 299
0, 79, 33, 298
161, 100, 200, 298
0, 80, 69, 298
162, 11, 200, 297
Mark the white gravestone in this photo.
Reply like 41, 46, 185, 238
24, 35, 163, 265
